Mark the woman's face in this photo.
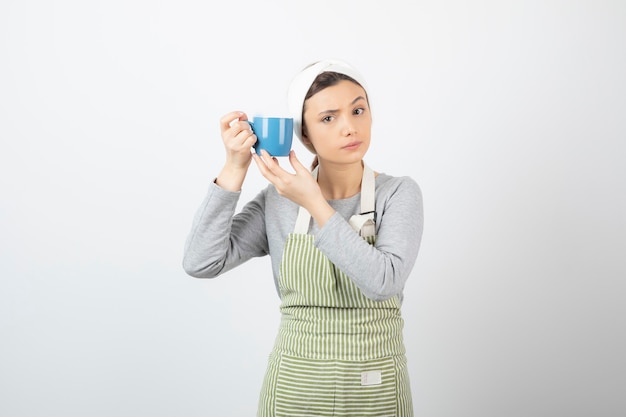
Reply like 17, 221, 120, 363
302, 80, 372, 165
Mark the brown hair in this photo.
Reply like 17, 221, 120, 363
301, 72, 369, 170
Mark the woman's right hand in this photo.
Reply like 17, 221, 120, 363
215, 111, 257, 192
220, 111, 257, 169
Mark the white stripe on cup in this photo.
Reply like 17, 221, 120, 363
279, 118, 285, 145
262, 118, 269, 138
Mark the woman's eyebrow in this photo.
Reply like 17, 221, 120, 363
318, 96, 367, 115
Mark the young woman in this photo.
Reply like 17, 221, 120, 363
183, 59, 424, 417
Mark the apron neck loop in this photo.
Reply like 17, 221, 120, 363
293, 163, 376, 236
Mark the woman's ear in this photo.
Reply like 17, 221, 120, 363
301, 131, 316, 153
301, 126, 312, 146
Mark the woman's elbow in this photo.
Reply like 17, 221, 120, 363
181, 256, 222, 278
365, 289, 397, 302
360, 281, 400, 302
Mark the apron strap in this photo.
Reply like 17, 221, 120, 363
293, 206, 312, 234
348, 164, 376, 238
293, 163, 376, 237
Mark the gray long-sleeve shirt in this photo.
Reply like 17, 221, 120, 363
182, 173, 423, 302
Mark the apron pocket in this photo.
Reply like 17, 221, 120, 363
257, 352, 282, 417
275, 354, 398, 417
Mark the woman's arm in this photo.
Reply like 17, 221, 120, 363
182, 183, 269, 278
183, 110, 269, 277
314, 177, 423, 301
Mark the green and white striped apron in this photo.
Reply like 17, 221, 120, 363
258, 165, 413, 417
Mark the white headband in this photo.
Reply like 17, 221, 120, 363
287, 59, 368, 145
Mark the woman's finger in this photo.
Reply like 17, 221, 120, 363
259, 149, 279, 170
256, 150, 286, 183
232, 128, 255, 146
220, 111, 246, 132
252, 153, 273, 180
288, 150, 308, 175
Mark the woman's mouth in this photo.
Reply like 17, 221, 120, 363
342, 141, 361, 150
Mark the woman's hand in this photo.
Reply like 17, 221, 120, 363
253, 150, 335, 227
220, 111, 257, 169
215, 111, 257, 192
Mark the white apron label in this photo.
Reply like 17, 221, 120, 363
361, 370, 382, 386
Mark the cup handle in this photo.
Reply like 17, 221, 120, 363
248, 121, 260, 152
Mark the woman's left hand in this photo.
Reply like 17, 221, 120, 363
252, 150, 320, 206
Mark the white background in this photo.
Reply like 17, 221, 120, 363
1, 1, 625, 416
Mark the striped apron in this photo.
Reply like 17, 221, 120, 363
258, 165, 413, 417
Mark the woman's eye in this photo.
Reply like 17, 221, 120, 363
354, 108, 365, 115
322, 116, 334, 123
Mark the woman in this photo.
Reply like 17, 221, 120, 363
183, 59, 423, 417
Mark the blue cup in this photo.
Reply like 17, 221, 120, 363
250, 117, 294, 157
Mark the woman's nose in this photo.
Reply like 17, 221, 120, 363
341, 118, 356, 136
